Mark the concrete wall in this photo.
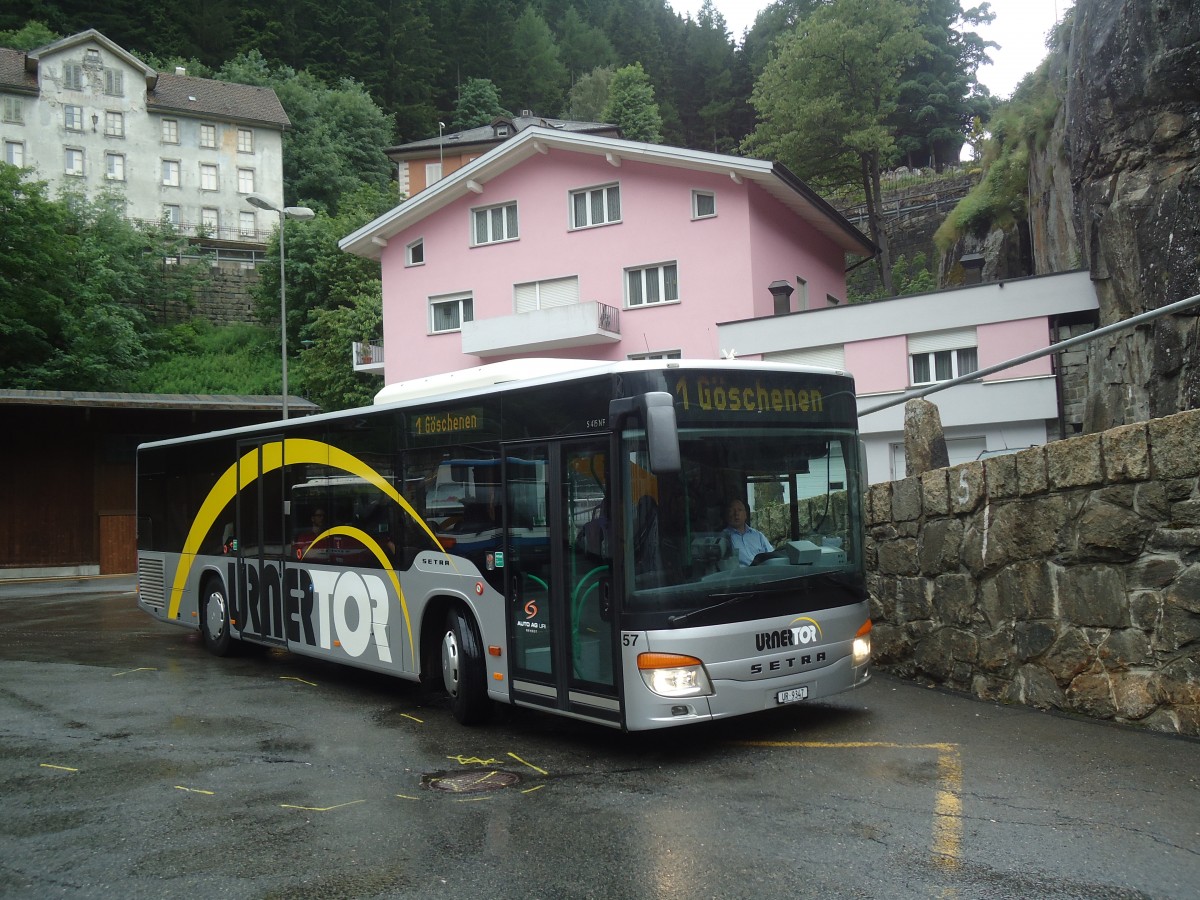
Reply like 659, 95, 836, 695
865, 408, 1200, 736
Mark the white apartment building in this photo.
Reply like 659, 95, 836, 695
0, 29, 289, 245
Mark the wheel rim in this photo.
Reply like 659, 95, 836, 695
441, 628, 460, 697
205, 591, 227, 641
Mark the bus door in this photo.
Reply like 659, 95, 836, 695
234, 437, 287, 645
505, 438, 619, 725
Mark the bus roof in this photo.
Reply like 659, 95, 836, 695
137, 358, 852, 452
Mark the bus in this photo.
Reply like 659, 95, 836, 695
135, 359, 871, 730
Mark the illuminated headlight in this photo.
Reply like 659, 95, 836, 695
853, 620, 872, 666
637, 652, 714, 698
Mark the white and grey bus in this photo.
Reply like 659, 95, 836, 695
136, 359, 871, 730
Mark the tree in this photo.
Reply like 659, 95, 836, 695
601, 63, 663, 143
745, 0, 930, 295
567, 66, 614, 121
556, 6, 617, 81
452, 77, 510, 129
0, 169, 204, 390
214, 53, 393, 215
0, 21, 58, 50
250, 183, 394, 410
498, 5, 568, 115
891, 0, 996, 169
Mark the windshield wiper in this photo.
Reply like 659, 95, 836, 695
667, 591, 760, 628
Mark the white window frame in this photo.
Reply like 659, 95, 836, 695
406, 238, 424, 267
2, 97, 23, 124
161, 159, 181, 187
200, 124, 217, 148
64, 147, 84, 176
625, 262, 679, 308
570, 183, 621, 229
162, 119, 179, 144
104, 111, 124, 137
429, 292, 473, 334
796, 276, 809, 311
425, 161, 442, 185
105, 152, 125, 181
200, 163, 219, 191
64, 62, 84, 91
239, 211, 256, 237
104, 68, 123, 96
237, 128, 253, 153
910, 347, 979, 386
237, 167, 255, 193
163, 204, 181, 226
908, 328, 979, 386
471, 201, 518, 246
4, 140, 24, 166
65, 105, 84, 132
692, 190, 716, 219
201, 207, 219, 234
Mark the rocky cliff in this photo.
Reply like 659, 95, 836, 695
951, 0, 1199, 427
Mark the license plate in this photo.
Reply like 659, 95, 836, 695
776, 686, 809, 704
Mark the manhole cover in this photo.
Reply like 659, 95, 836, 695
423, 770, 522, 794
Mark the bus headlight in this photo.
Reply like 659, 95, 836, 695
853, 620, 872, 666
637, 652, 714, 698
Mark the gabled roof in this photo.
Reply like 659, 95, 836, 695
342, 126, 877, 261
1, 29, 289, 128
385, 114, 620, 159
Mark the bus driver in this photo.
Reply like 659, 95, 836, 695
723, 498, 773, 566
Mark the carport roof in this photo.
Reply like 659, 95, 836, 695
0, 390, 319, 413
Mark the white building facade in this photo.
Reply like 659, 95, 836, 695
717, 270, 1100, 483
0, 30, 289, 245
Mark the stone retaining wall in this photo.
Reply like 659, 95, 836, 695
865, 408, 1200, 736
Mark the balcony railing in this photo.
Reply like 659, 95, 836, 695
352, 341, 384, 373
461, 301, 621, 357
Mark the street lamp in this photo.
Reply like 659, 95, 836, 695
246, 195, 315, 419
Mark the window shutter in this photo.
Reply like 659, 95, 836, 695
908, 328, 976, 354
515, 276, 579, 313
765, 346, 846, 370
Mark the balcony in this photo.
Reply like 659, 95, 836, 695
352, 341, 384, 373
460, 302, 621, 357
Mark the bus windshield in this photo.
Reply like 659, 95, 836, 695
622, 425, 862, 613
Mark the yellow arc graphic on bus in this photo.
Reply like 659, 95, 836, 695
788, 616, 823, 638
166, 439, 452, 665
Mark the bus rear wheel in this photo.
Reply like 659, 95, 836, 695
441, 608, 489, 725
201, 579, 235, 657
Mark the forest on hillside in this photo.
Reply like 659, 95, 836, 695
2, 0, 997, 165
3, 0, 1030, 407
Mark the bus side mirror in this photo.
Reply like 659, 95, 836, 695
610, 392, 681, 474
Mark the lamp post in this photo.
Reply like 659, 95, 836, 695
246, 195, 315, 419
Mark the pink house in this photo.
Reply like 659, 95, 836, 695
339, 126, 876, 383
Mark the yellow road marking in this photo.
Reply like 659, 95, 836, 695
522, 784, 546, 794
737, 740, 962, 872
279, 799, 367, 812
508, 752, 548, 775
175, 785, 215, 795
40, 764, 78, 772
280, 676, 318, 686
113, 667, 157, 676
401, 713, 423, 723
395, 794, 419, 800
448, 755, 498, 766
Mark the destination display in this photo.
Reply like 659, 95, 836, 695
669, 370, 856, 425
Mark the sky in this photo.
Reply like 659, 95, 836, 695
669, 0, 1072, 100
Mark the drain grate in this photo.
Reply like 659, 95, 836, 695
423, 770, 522, 794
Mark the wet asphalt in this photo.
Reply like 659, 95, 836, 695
0, 577, 1196, 899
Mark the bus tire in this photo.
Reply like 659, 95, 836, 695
442, 607, 489, 725
201, 578, 235, 657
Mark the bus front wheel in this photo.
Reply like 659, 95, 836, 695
441, 608, 489, 725
201, 579, 235, 657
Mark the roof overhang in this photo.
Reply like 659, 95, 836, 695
340, 127, 877, 261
